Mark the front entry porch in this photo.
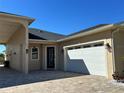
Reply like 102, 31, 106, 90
28, 40, 58, 71
0, 13, 34, 73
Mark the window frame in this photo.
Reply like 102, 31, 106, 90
31, 47, 39, 60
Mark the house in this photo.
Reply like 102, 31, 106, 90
0, 12, 124, 79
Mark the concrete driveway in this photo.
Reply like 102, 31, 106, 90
0, 68, 124, 93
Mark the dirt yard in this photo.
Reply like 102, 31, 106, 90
0, 68, 124, 93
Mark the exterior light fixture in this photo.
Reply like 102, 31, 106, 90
105, 43, 112, 52
26, 49, 29, 54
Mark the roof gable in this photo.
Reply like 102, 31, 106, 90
29, 33, 46, 40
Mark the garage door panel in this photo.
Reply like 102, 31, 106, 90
67, 60, 90, 74
66, 46, 107, 77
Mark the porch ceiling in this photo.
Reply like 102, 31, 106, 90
0, 21, 21, 43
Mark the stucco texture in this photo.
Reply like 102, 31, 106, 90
113, 29, 124, 77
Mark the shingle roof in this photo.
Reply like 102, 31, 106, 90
68, 24, 109, 36
29, 24, 110, 41
0, 11, 33, 19
29, 28, 66, 41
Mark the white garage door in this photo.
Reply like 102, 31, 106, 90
66, 43, 107, 77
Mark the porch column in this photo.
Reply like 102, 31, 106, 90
112, 28, 124, 77
64, 47, 68, 71
23, 23, 29, 74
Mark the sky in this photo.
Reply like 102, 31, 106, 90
0, 0, 124, 53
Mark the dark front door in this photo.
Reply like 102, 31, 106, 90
47, 47, 55, 69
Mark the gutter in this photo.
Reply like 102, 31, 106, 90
29, 39, 57, 44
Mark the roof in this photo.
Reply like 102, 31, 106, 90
0, 11, 30, 18
29, 28, 66, 41
0, 11, 121, 42
115, 21, 124, 26
29, 21, 124, 42
58, 24, 115, 42
29, 24, 115, 42
68, 24, 109, 36
0, 11, 35, 25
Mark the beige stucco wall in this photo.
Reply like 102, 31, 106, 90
113, 29, 124, 77
29, 43, 43, 71
6, 25, 28, 72
0, 14, 30, 73
58, 30, 114, 79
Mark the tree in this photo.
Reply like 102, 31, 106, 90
0, 53, 4, 62
0, 53, 4, 57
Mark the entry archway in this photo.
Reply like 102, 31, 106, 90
0, 12, 34, 73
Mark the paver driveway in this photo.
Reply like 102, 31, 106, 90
0, 67, 124, 93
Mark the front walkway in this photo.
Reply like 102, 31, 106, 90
0, 68, 124, 93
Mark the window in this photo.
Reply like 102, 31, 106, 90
83, 45, 91, 48
93, 43, 104, 47
68, 47, 74, 50
74, 46, 81, 49
31, 47, 39, 60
